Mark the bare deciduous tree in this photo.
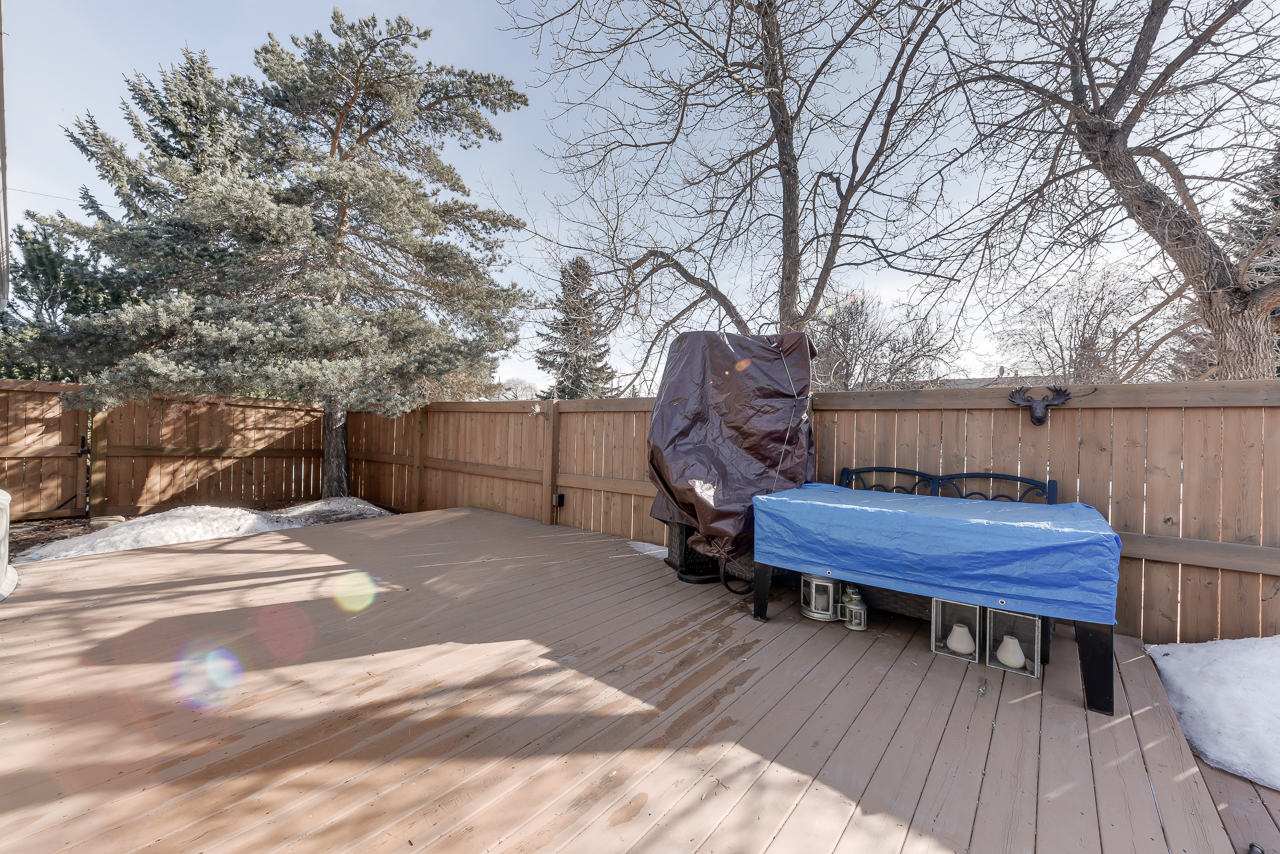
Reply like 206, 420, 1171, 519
809, 292, 949, 391
994, 267, 1199, 383
939, 0, 1280, 379
504, 0, 964, 383
494, 377, 542, 400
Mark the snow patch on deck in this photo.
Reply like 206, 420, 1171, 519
628, 541, 668, 559
1149, 635, 1280, 790
16, 498, 390, 563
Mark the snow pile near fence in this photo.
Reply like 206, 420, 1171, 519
16, 498, 390, 564
1148, 635, 1280, 790
628, 541, 668, 559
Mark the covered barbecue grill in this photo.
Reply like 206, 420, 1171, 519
647, 331, 815, 572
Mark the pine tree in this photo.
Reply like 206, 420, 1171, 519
1, 220, 146, 381
1227, 145, 1280, 376
534, 257, 615, 399
37, 12, 529, 496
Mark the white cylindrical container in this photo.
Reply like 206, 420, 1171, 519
0, 490, 14, 602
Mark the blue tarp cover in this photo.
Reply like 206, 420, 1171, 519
753, 483, 1121, 624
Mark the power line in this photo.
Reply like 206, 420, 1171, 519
10, 187, 81, 203
9, 186, 122, 209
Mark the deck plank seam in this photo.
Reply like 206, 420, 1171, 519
678, 616, 911, 854
307, 604, 808, 854
768, 623, 938, 854
467, 604, 825, 854
22, 560, 741, 849
597, 616, 893, 854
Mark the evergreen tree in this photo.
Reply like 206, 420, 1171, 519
1, 220, 144, 381
1227, 145, 1280, 375
534, 257, 615, 399
38, 12, 529, 496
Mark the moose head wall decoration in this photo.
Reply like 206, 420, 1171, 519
1008, 386, 1072, 426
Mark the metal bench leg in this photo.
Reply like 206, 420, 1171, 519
1075, 621, 1114, 715
752, 561, 772, 621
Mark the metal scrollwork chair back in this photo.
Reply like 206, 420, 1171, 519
837, 466, 1058, 505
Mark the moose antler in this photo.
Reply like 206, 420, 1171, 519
1008, 386, 1072, 426
1045, 386, 1072, 406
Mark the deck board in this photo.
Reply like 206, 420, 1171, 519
900, 664, 1002, 854
968, 652, 1044, 854
1197, 758, 1280, 854
1087, 659, 1167, 854
0, 508, 1244, 853
1115, 634, 1234, 854
833, 651, 968, 853
1037, 625, 1103, 854
692, 618, 916, 854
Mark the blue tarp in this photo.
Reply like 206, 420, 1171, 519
753, 483, 1121, 624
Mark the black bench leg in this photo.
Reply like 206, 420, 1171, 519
752, 561, 772, 621
1075, 621, 1114, 716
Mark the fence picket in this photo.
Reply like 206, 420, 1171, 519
964, 409, 993, 499
1182, 408, 1224, 643
1220, 408, 1263, 639
1140, 409, 1179, 643
1263, 407, 1280, 636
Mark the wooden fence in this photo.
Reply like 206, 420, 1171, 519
349, 380, 1280, 645
0, 381, 323, 520
90, 397, 322, 516
349, 398, 664, 545
0, 380, 90, 521
8, 376, 1276, 645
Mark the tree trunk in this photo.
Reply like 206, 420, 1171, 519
1076, 119, 1275, 379
760, 1, 803, 331
322, 403, 349, 498
1200, 291, 1275, 380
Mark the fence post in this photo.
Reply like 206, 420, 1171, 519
88, 409, 108, 518
541, 401, 560, 526
413, 406, 426, 512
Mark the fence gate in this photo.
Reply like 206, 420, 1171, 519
0, 380, 89, 521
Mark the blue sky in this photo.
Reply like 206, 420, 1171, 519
5, 1, 997, 388
6, 0, 561, 384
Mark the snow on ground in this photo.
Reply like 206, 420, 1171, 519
628, 541, 668, 559
15, 498, 390, 564
1148, 635, 1280, 790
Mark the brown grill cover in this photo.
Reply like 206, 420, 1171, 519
648, 331, 816, 559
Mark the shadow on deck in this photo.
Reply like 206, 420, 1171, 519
0, 507, 1259, 853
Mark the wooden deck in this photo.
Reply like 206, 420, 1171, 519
0, 508, 1252, 853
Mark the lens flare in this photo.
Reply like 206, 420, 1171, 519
735, 358, 752, 371
334, 571, 377, 613
205, 648, 243, 689
174, 640, 243, 709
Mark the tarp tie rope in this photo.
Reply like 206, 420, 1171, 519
771, 341, 806, 495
